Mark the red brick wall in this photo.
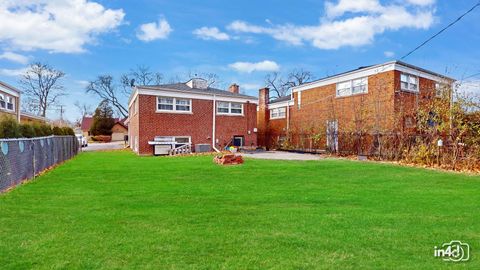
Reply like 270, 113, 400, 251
136, 94, 257, 155
286, 71, 396, 149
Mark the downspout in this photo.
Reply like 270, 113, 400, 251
212, 94, 220, 152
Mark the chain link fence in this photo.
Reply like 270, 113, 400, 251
0, 136, 79, 192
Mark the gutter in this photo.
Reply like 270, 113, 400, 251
212, 94, 220, 152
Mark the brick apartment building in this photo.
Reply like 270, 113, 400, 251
127, 78, 258, 155
0, 81, 47, 124
0, 81, 21, 122
257, 61, 454, 153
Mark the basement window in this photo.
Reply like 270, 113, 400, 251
270, 107, 286, 119
400, 73, 418, 92
217, 101, 243, 115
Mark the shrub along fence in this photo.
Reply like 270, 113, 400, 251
0, 136, 79, 192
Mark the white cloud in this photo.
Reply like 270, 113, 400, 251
384, 51, 395, 57
0, 67, 28, 77
227, 0, 435, 50
229, 60, 280, 73
406, 0, 436, 6
193, 27, 230, 41
457, 80, 480, 96
0, 52, 29, 64
325, 0, 383, 18
241, 83, 263, 91
0, 0, 125, 53
137, 18, 172, 42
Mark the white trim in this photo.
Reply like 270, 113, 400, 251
267, 100, 293, 109
400, 73, 419, 93
270, 107, 286, 119
292, 62, 453, 93
136, 87, 258, 104
216, 101, 243, 116
156, 96, 192, 113
336, 77, 368, 98
0, 82, 20, 97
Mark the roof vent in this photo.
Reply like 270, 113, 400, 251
186, 78, 208, 89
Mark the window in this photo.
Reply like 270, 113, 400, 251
336, 77, 368, 97
157, 97, 191, 113
400, 73, 418, 92
217, 102, 230, 113
175, 98, 191, 111
435, 82, 448, 97
7, 96, 14, 111
0, 94, 5, 109
231, 103, 242, 114
216, 101, 243, 115
270, 107, 286, 119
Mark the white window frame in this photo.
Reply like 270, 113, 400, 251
0, 94, 5, 109
400, 73, 418, 93
216, 101, 243, 116
435, 82, 448, 98
4, 95, 14, 111
336, 77, 368, 97
156, 96, 192, 113
270, 107, 286, 119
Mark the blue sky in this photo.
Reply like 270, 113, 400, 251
1, 0, 479, 121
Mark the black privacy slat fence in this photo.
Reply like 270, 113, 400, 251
0, 136, 79, 192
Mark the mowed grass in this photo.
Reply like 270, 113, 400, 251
0, 151, 479, 269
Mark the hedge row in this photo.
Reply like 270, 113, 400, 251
0, 115, 75, 139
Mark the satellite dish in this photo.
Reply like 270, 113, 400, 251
130, 79, 135, 87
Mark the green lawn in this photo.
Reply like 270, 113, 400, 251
0, 151, 479, 269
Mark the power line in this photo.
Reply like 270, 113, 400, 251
401, 1, 480, 60
463, 71, 480, 80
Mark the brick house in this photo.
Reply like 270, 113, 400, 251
0, 81, 21, 122
257, 61, 454, 153
127, 78, 258, 155
81, 116, 127, 141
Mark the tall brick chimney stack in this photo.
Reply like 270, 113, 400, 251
257, 87, 270, 148
229, 83, 239, 94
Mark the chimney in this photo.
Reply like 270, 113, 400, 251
229, 83, 239, 94
257, 87, 270, 148
258, 87, 269, 109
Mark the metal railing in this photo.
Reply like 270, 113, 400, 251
169, 144, 192, 156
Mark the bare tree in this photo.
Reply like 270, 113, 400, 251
265, 72, 286, 98
86, 75, 128, 118
20, 62, 65, 117
265, 69, 315, 99
74, 101, 93, 117
120, 65, 163, 94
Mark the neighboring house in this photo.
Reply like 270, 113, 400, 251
81, 116, 127, 141
111, 120, 128, 141
127, 78, 258, 155
257, 61, 454, 153
20, 111, 47, 124
0, 81, 21, 122
80, 116, 93, 138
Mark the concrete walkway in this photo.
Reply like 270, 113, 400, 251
240, 151, 322, 161
82, 141, 126, 152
